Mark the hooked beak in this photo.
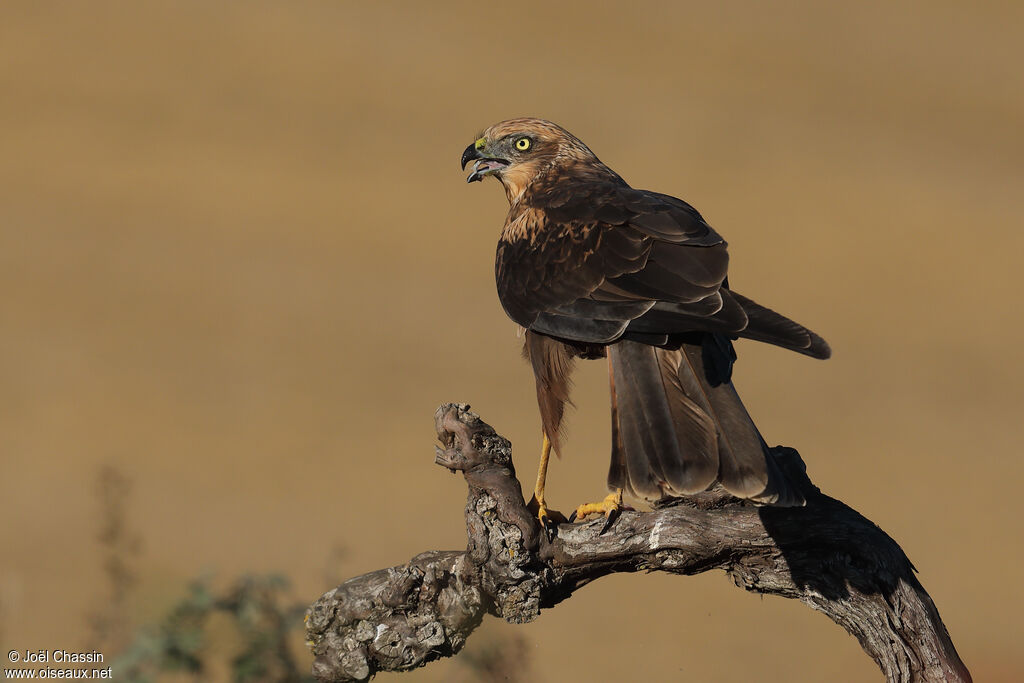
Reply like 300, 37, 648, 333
461, 141, 509, 183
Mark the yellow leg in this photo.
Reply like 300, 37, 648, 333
527, 433, 565, 533
534, 433, 551, 508
528, 433, 553, 526
570, 488, 624, 527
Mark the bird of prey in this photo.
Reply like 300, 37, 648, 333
460, 118, 830, 531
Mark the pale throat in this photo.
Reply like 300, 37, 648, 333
499, 167, 535, 203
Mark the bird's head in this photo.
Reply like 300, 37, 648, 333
461, 118, 599, 200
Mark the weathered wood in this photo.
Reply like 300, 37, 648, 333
306, 404, 970, 682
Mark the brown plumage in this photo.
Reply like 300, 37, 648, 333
461, 118, 829, 507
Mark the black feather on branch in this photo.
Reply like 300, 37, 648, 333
305, 404, 970, 683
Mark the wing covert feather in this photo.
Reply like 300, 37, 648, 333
496, 180, 731, 342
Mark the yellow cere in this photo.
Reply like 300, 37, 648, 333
474, 137, 487, 150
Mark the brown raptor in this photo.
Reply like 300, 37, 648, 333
461, 118, 830, 531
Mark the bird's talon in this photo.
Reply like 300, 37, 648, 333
529, 496, 549, 524
571, 490, 625, 529
527, 495, 566, 538
600, 506, 621, 535
544, 517, 558, 541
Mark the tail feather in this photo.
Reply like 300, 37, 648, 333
608, 342, 718, 498
608, 336, 804, 506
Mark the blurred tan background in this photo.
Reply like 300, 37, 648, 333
1, 1, 1022, 680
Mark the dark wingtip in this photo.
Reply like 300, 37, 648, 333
808, 333, 832, 360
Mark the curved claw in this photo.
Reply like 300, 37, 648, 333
541, 512, 557, 542
527, 495, 566, 540
570, 490, 626, 533
600, 505, 622, 535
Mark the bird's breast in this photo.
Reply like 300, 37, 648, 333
501, 207, 544, 244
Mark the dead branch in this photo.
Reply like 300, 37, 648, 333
305, 404, 970, 682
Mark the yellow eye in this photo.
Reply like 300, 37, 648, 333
515, 137, 531, 151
